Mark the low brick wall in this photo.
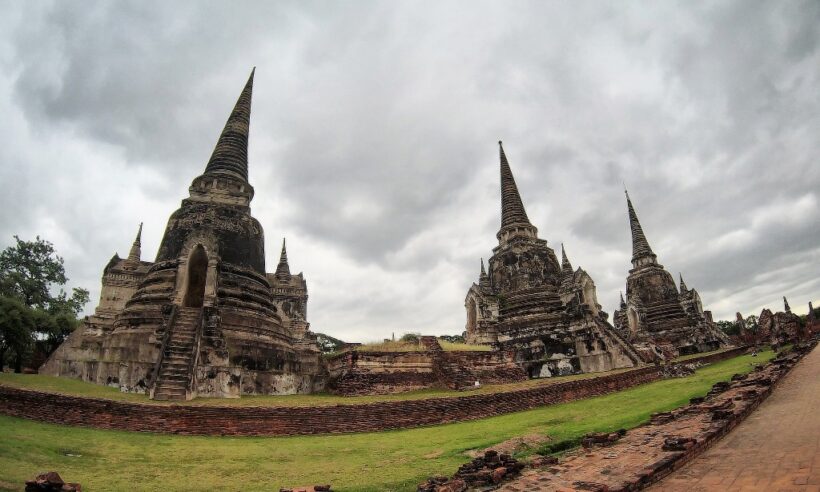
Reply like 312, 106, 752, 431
0, 347, 747, 437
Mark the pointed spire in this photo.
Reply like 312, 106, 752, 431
783, 296, 791, 313
561, 243, 573, 275
204, 68, 255, 181
679, 273, 688, 292
274, 238, 291, 281
127, 222, 143, 262
620, 291, 626, 307
808, 302, 816, 322
497, 141, 536, 240
479, 258, 491, 290
625, 189, 657, 268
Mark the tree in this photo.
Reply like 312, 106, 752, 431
0, 236, 89, 364
0, 236, 89, 315
399, 332, 421, 343
744, 315, 759, 332
715, 320, 739, 337
0, 296, 36, 372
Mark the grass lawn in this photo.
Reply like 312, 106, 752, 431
0, 350, 772, 492
0, 367, 629, 407
672, 347, 736, 362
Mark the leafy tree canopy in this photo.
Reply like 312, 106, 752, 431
0, 236, 89, 369
0, 235, 89, 316
0, 295, 36, 372
715, 320, 739, 336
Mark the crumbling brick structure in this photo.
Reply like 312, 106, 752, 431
40, 70, 324, 400
758, 297, 805, 345
326, 337, 526, 395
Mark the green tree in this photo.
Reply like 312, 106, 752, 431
0, 235, 89, 315
0, 296, 36, 372
0, 236, 89, 364
715, 320, 739, 336
399, 332, 421, 343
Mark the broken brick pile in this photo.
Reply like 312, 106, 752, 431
494, 342, 817, 492
25, 472, 81, 492
418, 451, 525, 491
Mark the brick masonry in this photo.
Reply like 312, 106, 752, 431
0, 347, 747, 437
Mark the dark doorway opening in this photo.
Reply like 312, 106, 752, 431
183, 245, 208, 308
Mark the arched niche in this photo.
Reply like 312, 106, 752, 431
183, 244, 208, 308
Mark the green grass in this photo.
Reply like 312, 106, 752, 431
0, 350, 772, 492
673, 347, 737, 362
0, 368, 628, 407
354, 340, 422, 352
438, 341, 492, 352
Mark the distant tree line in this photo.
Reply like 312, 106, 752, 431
715, 315, 759, 337
0, 236, 89, 372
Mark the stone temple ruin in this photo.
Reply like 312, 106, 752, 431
464, 143, 643, 377
612, 191, 730, 358
40, 71, 740, 400
736, 297, 813, 346
41, 69, 324, 400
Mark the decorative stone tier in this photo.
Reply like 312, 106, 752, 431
0, 347, 746, 437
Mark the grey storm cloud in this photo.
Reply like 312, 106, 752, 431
0, 0, 818, 342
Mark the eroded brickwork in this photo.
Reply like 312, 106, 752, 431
326, 337, 527, 395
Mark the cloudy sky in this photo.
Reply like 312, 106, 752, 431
0, 1, 818, 342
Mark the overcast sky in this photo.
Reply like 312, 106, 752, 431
0, 1, 818, 342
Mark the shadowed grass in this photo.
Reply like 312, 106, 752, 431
0, 350, 771, 491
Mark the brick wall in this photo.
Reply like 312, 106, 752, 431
0, 347, 747, 437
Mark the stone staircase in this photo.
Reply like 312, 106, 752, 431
643, 302, 692, 332
153, 307, 202, 401
499, 288, 564, 319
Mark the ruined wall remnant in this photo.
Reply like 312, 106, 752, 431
757, 297, 805, 345
326, 337, 526, 395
